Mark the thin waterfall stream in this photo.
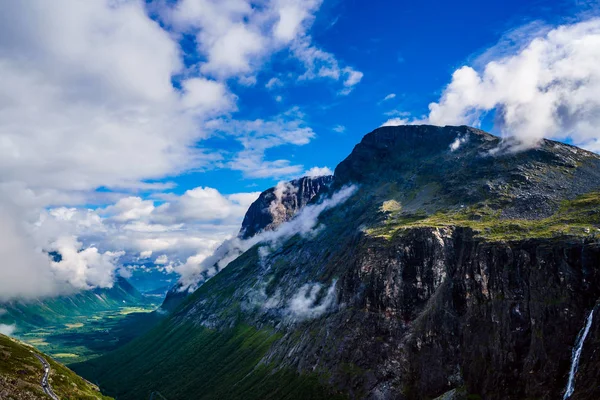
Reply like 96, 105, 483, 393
563, 307, 595, 399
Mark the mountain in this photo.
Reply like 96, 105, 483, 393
159, 175, 334, 313
0, 333, 112, 399
0, 277, 152, 330
75, 125, 600, 400
239, 175, 333, 239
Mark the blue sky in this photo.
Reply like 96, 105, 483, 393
165, 0, 599, 195
2, 0, 600, 298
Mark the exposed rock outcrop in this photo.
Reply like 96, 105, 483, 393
239, 175, 334, 239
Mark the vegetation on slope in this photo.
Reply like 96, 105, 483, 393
368, 191, 600, 241
73, 321, 347, 400
0, 333, 112, 399
0, 277, 152, 330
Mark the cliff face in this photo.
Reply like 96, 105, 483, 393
239, 175, 333, 239
259, 227, 600, 399
77, 125, 600, 400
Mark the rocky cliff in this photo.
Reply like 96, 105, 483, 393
239, 175, 333, 239
76, 125, 600, 400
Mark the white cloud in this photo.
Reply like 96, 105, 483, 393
0, 0, 360, 300
383, 93, 396, 101
293, 37, 363, 93
333, 124, 346, 133
181, 78, 236, 113
0, 0, 233, 194
266, 77, 284, 89
212, 108, 316, 178
160, 0, 361, 91
154, 187, 259, 224
49, 236, 124, 290
275, 95, 283, 102
155, 255, 169, 265
381, 117, 412, 127
449, 135, 468, 152
340, 68, 364, 95
427, 18, 600, 151
104, 197, 155, 222
140, 250, 153, 259
288, 280, 337, 320
0, 324, 16, 336
0, 200, 62, 301
176, 184, 357, 290
304, 166, 333, 177
1, 184, 259, 301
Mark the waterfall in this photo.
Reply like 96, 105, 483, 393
563, 308, 595, 399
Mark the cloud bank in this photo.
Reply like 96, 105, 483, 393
382, 18, 600, 152
0, 0, 363, 301
430, 18, 600, 151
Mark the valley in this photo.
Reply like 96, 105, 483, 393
1, 277, 163, 364
17, 305, 161, 364
3, 2, 600, 399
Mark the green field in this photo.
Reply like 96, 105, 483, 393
15, 305, 162, 364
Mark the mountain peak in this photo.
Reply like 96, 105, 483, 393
239, 175, 334, 239
334, 124, 600, 220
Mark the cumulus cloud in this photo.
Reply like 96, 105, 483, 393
49, 236, 124, 290
427, 18, 600, 151
0, 185, 259, 301
304, 166, 333, 177
140, 250, 153, 259
0, 200, 62, 301
0, 0, 234, 194
176, 185, 357, 290
0, 0, 360, 301
159, 0, 361, 91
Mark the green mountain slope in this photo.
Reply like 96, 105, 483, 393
0, 277, 152, 330
75, 126, 600, 400
0, 333, 113, 399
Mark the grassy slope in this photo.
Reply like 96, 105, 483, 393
368, 191, 600, 241
73, 320, 346, 400
0, 333, 112, 399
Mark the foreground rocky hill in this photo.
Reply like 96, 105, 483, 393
0, 334, 112, 399
75, 125, 600, 400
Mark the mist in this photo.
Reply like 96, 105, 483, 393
176, 184, 358, 290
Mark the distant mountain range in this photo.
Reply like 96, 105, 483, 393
70, 125, 600, 399
0, 276, 151, 331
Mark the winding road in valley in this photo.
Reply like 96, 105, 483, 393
33, 353, 60, 400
